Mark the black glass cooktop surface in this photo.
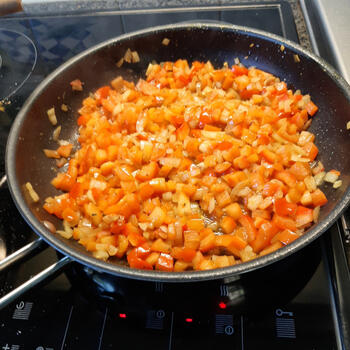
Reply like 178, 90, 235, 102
0, 2, 348, 349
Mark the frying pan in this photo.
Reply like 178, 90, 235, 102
4, 23, 350, 288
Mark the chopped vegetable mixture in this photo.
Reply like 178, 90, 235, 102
43, 59, 332, 271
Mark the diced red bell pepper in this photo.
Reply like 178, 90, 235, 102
95, 86, 110, 102
305, 101, 318, 116
238, 215, 257, 243
156, 253, 174, 271
251, 221, 279, 253
272, 214, 297, 231
231, 65, 248, 76
311, 189, 328, 207
295, 206, 314, 227
127, 248, 153, 270
274, 198, 297, 217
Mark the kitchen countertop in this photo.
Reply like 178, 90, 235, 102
9, 0, 312, 50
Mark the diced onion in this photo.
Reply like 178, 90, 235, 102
53, 125, 61, 141
333, 180, 342, 189
324, 171, 339, 183
47, 107, 57, 125
57, 229, 72, 239
25, 182, 39, 202
162, 38, 170, 46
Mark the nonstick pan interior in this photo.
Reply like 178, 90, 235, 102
6, 23, 350, 282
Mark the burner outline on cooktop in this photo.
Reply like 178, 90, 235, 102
0, 28, 37, 100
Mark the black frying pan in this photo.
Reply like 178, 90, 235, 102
5, 23, 350, 283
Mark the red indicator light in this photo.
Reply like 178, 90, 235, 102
218, 302, 227, 309
185, 318, 193, 323
119, 313, 127, 318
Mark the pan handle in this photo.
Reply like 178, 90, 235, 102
0, 237, 47, 273
0, 255, 72, 310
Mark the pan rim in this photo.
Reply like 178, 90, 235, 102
5, 22, 350, 282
